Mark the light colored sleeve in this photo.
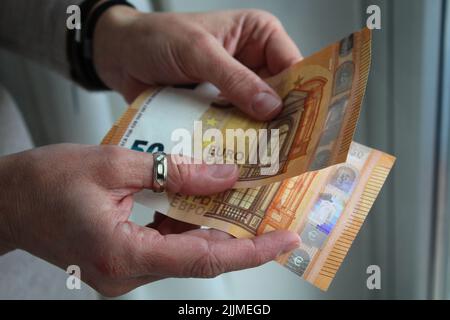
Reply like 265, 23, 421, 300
0, 0, 84, 78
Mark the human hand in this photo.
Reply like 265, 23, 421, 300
93, 8, 302, 120
0, 145, 300, 296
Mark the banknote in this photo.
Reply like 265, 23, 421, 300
102, 28, 372, 188
129, 142, 395, 291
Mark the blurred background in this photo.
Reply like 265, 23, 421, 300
0, 0, 449, 299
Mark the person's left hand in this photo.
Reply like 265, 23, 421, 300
93, 8, 302, 121
0, 145, 300, 296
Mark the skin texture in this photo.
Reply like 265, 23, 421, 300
93, 8, 302, 120
0, 145, 300, 296
0, 8, 303, 297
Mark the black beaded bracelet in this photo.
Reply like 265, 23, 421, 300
67, 0, 136, 90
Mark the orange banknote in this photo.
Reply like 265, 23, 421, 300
102, 28, 372, 188
131, 142, 395, 291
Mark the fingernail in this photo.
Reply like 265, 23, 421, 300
281, 234, 301, 254
207, 164, 238, 179
251, 92, 282, 118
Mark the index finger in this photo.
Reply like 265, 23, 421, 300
265, 27, 303, 75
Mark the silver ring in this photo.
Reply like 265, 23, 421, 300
152, 151, 167, 193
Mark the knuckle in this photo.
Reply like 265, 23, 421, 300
189, 30, 213, 52
221, 67, 254, 94
163, 13, 185, 26
137, 232, 164, 269
244, 8, 269, 18
247, 239, 264, 267
100, 146, 126, 165
182, 31, 217, 78
89, 259, 131, 297
187, 242, 224, 278
169, 160, 192, 193
243, 9, 265, 19
94, 254, 129, 282
246, 9, 283, 30
267, 17, 283, 32
93, 146, 127, 181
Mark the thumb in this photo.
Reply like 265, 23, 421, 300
191, 37, 282, 121
107, 148, 239, 195
165, 155, 239, 195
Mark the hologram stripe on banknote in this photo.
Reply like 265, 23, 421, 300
102, 28, 372, 188
274, 143, 395, 290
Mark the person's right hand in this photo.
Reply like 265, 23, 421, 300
0, 144, 300, 297
93, 9, 302, 120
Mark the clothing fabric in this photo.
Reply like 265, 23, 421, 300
0, 0, 83, 79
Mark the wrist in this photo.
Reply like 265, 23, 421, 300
0, 155, 21, 254
93, 4, 141, 88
